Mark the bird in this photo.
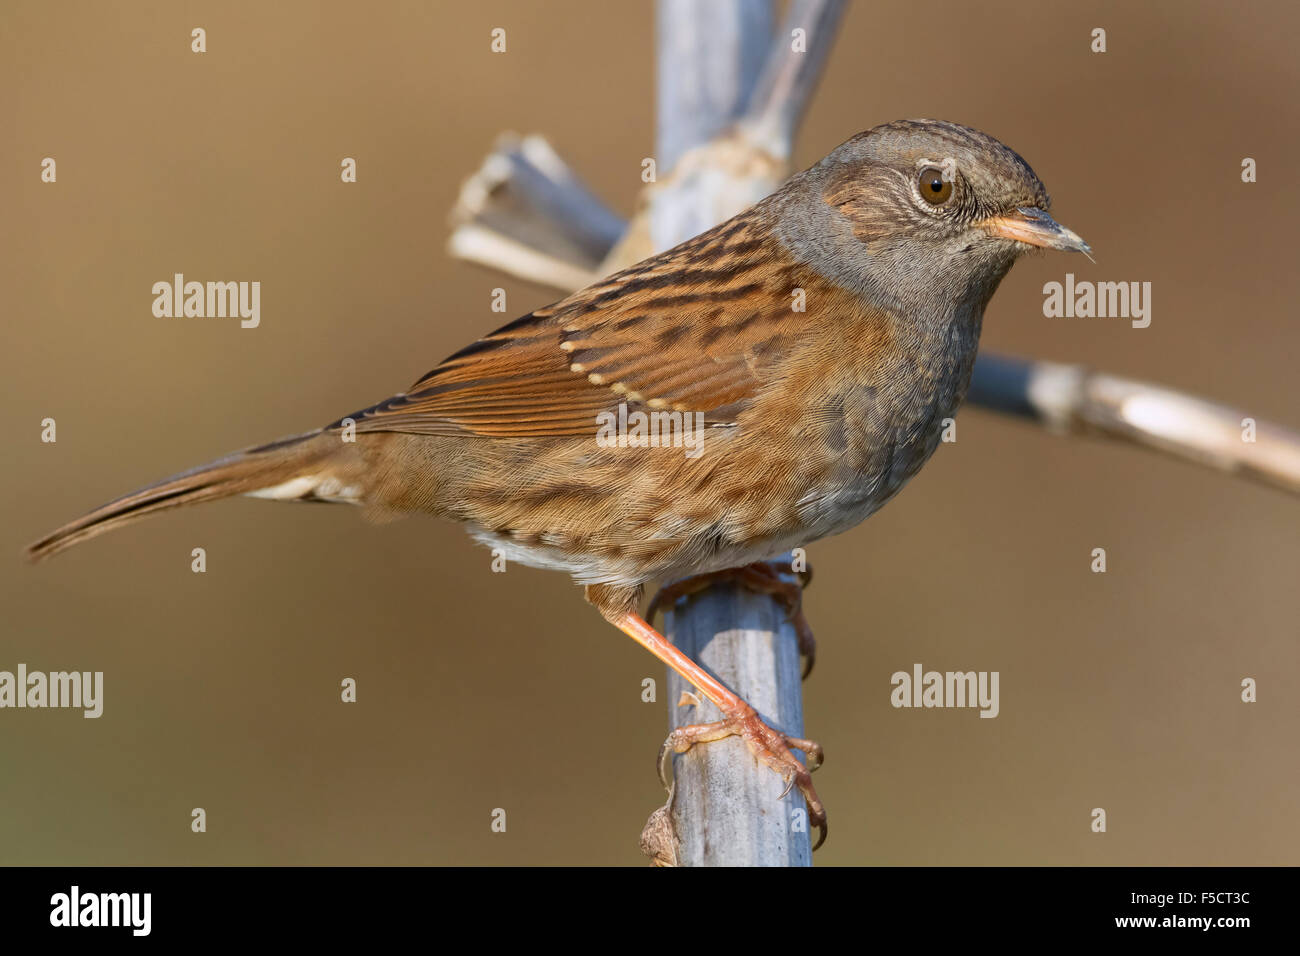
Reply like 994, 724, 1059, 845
28, 119, 1090, 849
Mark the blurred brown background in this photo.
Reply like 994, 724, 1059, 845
2, 0, 1296, 866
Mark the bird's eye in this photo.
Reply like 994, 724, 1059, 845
917, 166, 953, 206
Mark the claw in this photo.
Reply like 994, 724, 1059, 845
778, 774, 795, 800
658, 704, 827, 848
787, 736, 823, 772
812, 820, 828, 851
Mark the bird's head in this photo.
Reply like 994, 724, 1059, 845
779, 119, 1089, 318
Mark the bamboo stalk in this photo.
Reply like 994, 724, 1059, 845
647, 0, 816, 867
659, 561, 814, 867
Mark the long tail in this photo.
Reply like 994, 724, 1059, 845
27, 429, 359, 562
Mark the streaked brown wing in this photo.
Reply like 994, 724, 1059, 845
342, 210, 803, 439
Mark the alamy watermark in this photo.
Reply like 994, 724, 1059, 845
50, 886, 150, 936
1043, 273, 1151, 328
0, 664, 102, 717
595, 402, 706, 458
152, 273, 260, 328
891, 663, 999, 718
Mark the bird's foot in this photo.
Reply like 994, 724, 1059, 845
649, 561, 816, 677
600, 605, 830, 851
659, 701, 827, 850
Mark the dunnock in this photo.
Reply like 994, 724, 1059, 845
29, 120, 1089, 847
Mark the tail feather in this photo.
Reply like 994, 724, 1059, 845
27, 430, 340, 562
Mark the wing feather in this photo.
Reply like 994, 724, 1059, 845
342, 207, 805, 439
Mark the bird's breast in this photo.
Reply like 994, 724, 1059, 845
758, 301, 984, 542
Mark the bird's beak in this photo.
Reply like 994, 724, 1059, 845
981, 207, 1091, 254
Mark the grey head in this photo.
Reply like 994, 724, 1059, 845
774, 118, 1089, 322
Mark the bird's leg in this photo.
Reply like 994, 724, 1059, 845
649, 561, 816, 677
604, 607, 827, 850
